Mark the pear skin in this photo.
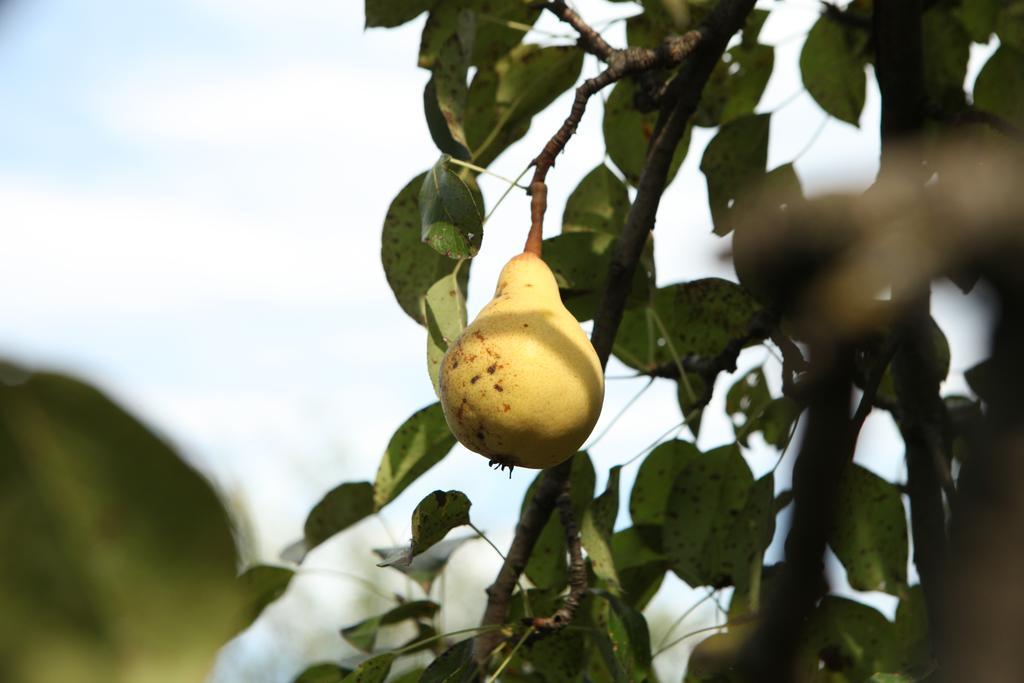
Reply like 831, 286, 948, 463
438, 251, 605, 470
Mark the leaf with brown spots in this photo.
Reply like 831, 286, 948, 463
373, 402, 457, 510
411, 490, 472, 555
302, 481, 375, 556
700, 113, 770, 236
828, 464, 908, 596
338, 653, 395, 683
613, 278, 761, 373
381, 173, 471, 325
419, 156, 484, 259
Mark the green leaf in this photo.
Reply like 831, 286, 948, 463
661, 444, 756, 588
563, 164, 631, 236
630, 440, 700, 530
889, 585, 931, 672
373, 534, 474, 593
874, 317, 950, 406
974, 46, 1024, 128
597, 592, 653, 679
694, 42, 774, 128
339, 653, 395, 683
364, 0, 436, 28
543, 230, 617, 322
525, 627, 587, 681
341, 600, 440, 653
239, 565, 295, 626
424, 76, 470, 160
604, 77, 691, 187
954, 0, 1000, 42
866, 675, 915, 683
829, 464, 908, 595
465, 44, 583, 166
800, 15, 869, 125
420, 1, 540, 70
426, 271, 467, 397
0, 367, 244, 683
294, 663, 346, 683
420, 156, 484, 259
677, 372, 708, 439
420, 638, 475, 683
726, 367, 800, 449
922, 7, 970, 112
381, 173, 471, 325
964, 357, 995, 402
373, 402, 457, 510
700, 113, 770, 236
614, 279, 762, 373
721, 472, 775, 595
581, 467, 623, 592
523, 452, 595, 590
998, 1, 1024, 51
610, 527, 668, 610
429, 10, 475, 158
411, 490, 472, 555
795, 596, 895, 682
303, 481, 375, 554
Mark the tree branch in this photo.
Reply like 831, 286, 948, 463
474, 0, 758, 671
527, 489, 587, 631
737, 343, 858, 679
590, 0, 758, 365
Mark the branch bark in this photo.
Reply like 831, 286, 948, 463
874, 0, 951, 666
474, 0, 758, 672
737, 343, 857, 679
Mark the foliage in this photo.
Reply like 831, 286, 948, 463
9, 0, 1023, 680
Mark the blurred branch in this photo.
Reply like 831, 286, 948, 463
738, 343, 858, 678
875, 0, 951, 666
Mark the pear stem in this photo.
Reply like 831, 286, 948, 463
524, 181, 546, 256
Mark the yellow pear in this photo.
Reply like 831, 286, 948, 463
438, 251, 604, 470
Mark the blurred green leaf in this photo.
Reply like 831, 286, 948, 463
303, 481, 375, 555
726, 367, 799, 449
373, 402, 457, 510
700, 113, 770, 236
694, 42, 774, 128
341, 601, 440, 653
294, 663, 346, 683
239, 565, 294, 627
411, 490, 471, 555
523, 452, 595, 590
974, 46, 1024, 128
424, 76, 470, 160
420, 156, 484, 259
420, 638, 475, 683
614, 278, 762, 372
0, 367, 243, 683
425, 271, 467, 397
998, 1, 1024, 51
677, 372, 708, 439
604, 77, 691, 187
965, 357, 995, 402
525, 627, 587, 681
381, 173, 471, 325
800, 15, 869, 125
954, 0, 1000, 42
563, 164, 631, 236
595, 591, 652, 680
795, 596, 895, 682
339, 653, 395, 683
922, 7, 970, 112
829, 464, 908, 595
364, 0, 436, 28
874, 317, 950, 406
373, 534, 474, 593
890, 585, 932, 673
420, 1, 540, 70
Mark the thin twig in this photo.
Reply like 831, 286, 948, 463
528, 489, 588, 631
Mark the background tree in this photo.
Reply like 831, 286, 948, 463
3, 0, 1023, 681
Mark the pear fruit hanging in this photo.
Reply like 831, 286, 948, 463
438, 234, 605, 472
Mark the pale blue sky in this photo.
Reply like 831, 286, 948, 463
0, 1, 997, 680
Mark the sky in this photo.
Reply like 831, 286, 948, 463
0, 1, 998, 680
